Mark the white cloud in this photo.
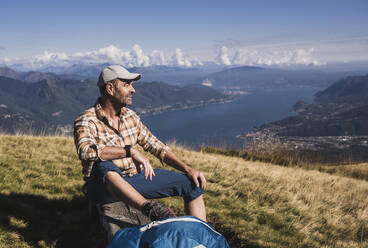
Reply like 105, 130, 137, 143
216, 46, 232, 65
34, 51, 68, 62
132, 44, 150, 67
2, 45, 206, 70
232, 47, 321, 66
190, 56, 203, 66
226, 36, 368, 66
150, 50, 166, 65
171, 48, 192, 67
310, 37, 368, 62
1, 36, 368, 70
73, 45, 132, 65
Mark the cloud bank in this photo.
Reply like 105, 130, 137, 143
232, 47, 321, 66
8, 45, 321, 71
2, 45, 203, 70
5, 37, 366, 70
1, 36, 368, 70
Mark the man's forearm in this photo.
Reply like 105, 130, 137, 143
163, 150, 190, 173
99, 146, 127, 161
163, 150, 207, 190
101, 147, 191, 174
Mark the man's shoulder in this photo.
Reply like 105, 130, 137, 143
75, 106, 97, 123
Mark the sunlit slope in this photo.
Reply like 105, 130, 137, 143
0, 135, 367, 248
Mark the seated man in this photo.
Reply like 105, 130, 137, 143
74, 65, 207, 227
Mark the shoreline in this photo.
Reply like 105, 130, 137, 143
135, 95, 237, 117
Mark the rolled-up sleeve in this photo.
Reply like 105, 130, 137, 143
136, 115, 169, 162
74, 117, 105, 161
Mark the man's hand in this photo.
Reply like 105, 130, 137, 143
131, 148, 155, 181
163, 150, 206, 190
186, 167, 206, 190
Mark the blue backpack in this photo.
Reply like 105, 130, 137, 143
108, 216, 230, 248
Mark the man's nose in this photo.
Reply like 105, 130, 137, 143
130, 85, 135, 93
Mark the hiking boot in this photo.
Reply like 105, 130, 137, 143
141, 200, 176, 221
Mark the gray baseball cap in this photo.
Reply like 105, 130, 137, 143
97, 65, 141, 87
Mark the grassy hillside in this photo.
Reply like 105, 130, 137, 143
0, 135, 367, 248
200, 146, 368, 181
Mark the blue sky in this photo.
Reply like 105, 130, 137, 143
1, 0, 368, 68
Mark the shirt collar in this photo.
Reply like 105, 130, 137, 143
95, 98, 128, 122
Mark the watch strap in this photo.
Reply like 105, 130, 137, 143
124, 145, 131, 157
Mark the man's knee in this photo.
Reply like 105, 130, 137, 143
105, 171, 124, 186
92, 161, 123, 185
182, 178, 204, 203
105, 170, 120, 180
165, 171, 205, 202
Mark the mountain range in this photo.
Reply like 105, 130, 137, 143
6, 63, 364, 92
8, 63, 227, 86
201, 66, 363, 93
2, 63, 367, 138
238, 73, 368, 162
258, 74, 368, 137
0, 67, 229, 134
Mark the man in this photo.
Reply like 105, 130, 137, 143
74, 65, 206, 222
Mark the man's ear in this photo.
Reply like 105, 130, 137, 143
105, 82, 115, 96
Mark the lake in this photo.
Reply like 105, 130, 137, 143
141, 87, 319, 149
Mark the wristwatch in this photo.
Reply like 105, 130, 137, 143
124, 145, 131, 157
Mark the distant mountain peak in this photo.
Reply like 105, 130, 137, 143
0, 66, 58, 83
0, 67, 21, 80
315, 74, 368, 103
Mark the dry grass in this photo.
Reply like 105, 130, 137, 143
158, 146, 368, 247
0, 135, 82, 199
0, 135, 106, 248
0, 135, 368, 247
316, 163, 368, 181
201, 146, 368, 182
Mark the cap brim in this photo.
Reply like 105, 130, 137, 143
118, 73, 141, 81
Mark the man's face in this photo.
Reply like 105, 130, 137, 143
109, 79, 135, 107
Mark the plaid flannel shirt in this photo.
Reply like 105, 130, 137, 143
74, 99, 169, 181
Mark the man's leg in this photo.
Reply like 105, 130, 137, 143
105, 172, 175, 221
88, 161, 147, 207
125, 169, 206, 221
90, 162, 175, 221
105, 171, 146, 210
91, 162, 205, 220
185, 195, 206, 221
